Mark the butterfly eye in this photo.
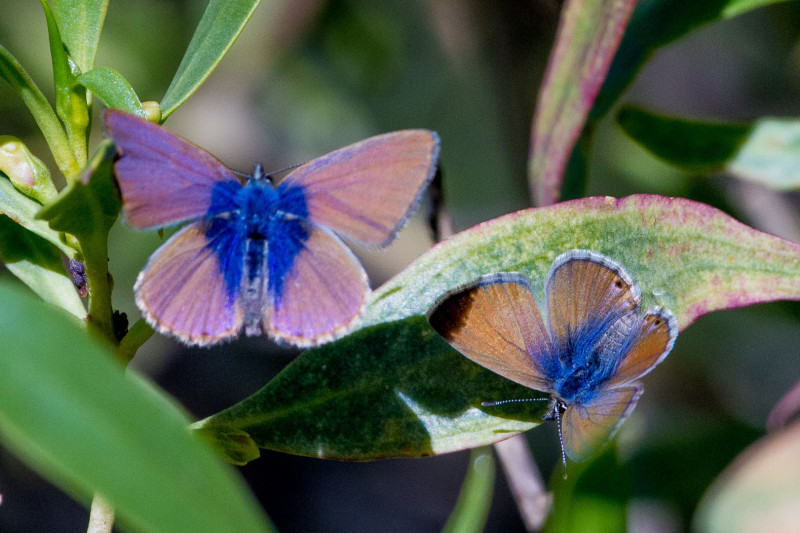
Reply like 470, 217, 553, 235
614, 278, 624, 289
653, 317, 663, 326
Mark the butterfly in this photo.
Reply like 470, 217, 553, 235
104, 109, 440, 347
427, 249, 678, 466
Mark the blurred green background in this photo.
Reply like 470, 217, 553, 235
1, 1, 800, 531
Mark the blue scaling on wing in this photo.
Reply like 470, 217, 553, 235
552, 317, 629, 405
204, 216, 246, 308
268, 181, 310, 304
206, 180, 242, 216
275, 180, 310, 219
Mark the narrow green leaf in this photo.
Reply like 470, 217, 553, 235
0, 44, 79, 178
160, 0, 260, 120
694, 422, 800, 533
0, 215, 85, 317
40, 0, 89, 173
618, 106, 800, 191
201, 195, 800, 462
50, 0, 108, 73
0, 175, 74, 257
0, 283, 274, 533
77, 67, 145, 117
593, 0, 793, 120
443, 448, 495, 533
617, 106, 752, 172
529, 0, 637, 206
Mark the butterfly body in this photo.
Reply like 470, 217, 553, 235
428, 250, 677, 462
105, 110, 440, 347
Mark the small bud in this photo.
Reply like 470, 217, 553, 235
142, 101, 162, 124
0, 136, 58, 203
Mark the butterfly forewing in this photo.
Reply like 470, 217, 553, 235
266, 223, 368, 346
135, 223, 243, 346
606, 308, 678, 387
561, 385, 642, 461
280, 130, 440, 247
546, 251, 640, 345
428, 274, 555, 392
104, 110, 240, 229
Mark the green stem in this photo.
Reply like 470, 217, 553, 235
443, 447, 495, 533
83, 235, 115, 346
117, 319, 155, 366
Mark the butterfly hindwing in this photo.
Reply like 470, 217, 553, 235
606, 307, 678, 387
104, 109, 241, 229
561, 385, 642, 461
279, 130, 440, 247
135, 222, 243, 346
428, 273, 555, 392
266, 221, 368, 346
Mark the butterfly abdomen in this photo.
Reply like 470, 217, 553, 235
242, 238, 268, 336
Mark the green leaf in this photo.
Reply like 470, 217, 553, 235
593, 0, 793, 120
0, 44, 79, 178
0, 175, 74, 257
0, 282, 274, 533
38, 140, 121, 343
160, 0, 260, 120
0, 215, 85, 317
200, 195, 800, 462
529, 0, 637, 206
40, 0, 89, 172
50, 0, 108, 73
77, 67, 145, 117
618, 107, 800, 191
196, 316, 542, 461
443, 448, 495, 533
617, 106, 752, 172
694, 422, 800, 533
38, 139, 120, 240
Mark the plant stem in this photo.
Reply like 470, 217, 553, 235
87, 495, 114, 533
117, 319, 155, 366
494, 435, 552, 531
83, 235, 116, 346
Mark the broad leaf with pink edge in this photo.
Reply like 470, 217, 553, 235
198, 195, 800, 463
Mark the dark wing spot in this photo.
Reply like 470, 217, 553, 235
428, 291, 474, 340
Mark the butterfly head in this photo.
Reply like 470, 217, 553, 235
249, 163, 274, 186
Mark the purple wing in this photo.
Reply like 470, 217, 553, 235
561, 385, 642, 461
265, 224, 368, 347
279, 130, 440, 247
546, 250, 641, 349
427, 273, 555, 392
104, 109, 240, 229
135, 222, 243, 346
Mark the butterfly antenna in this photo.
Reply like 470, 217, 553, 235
481, 398, 548, 407
554, 407, 568, 479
